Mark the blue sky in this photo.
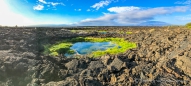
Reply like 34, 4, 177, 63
1, 0, 191, 26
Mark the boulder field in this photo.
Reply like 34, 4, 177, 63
0, 27, 191, 86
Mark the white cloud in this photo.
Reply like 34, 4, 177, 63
39, 0, 47, 4
91, 0, 118, 10
175, 0, 191, 5
49, 2, 65, 7
38, 0, 65, 6
76, 6, 190, 26
108, 6, 140, 13
34, 0, 65, 10
91, 0, 110, 10
33, 5, 44, 10
50, 2, 59, 6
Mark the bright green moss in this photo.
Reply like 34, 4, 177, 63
186, 22, 191, 29
49, 52, 59, 56
43, 37, 137, 57
120, 31, 125, 34
48, 43, 73, 56
91, 38, 136, 57
126, 31, 133, 34
67, 49, 75, 54
70, 30, 77, 33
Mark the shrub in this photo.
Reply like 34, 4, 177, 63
186, 22, 191, 29
43, 44, 51, 55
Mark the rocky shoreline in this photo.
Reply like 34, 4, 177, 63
0, 27, 191, 86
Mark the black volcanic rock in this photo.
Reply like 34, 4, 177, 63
0, 27, 191, 86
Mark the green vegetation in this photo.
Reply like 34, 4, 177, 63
43, 44, 51, 55
116, 31, 132, 34
186, 22, 191, 29
70, 30, 92, 33
119, 31, 124, 34
43, 37, 137, 57
70, 30, 78, 33
91, 38, 136, 57
149, 29, 155, 32
48, 43, 74, 56
126, 31, 133, 34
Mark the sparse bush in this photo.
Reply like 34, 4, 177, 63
185, 22, 191, 29
43, 44, 51, 55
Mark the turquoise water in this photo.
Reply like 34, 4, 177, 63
65, 42, 116, 57
99, 32, 107, 34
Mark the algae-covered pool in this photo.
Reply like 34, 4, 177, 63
65, 42, 117, 57
44, 37, 136, 58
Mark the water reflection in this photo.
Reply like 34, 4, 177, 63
65, 42, 116, 57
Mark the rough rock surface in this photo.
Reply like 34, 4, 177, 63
0, 27, 191, 86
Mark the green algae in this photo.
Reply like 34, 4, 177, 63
44, 37, 137, 57
126, 31, 133, 34
186, 22, 191, 29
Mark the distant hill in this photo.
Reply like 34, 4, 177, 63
28, 24, 71, 27
27, 21, 171, 27
137, 21, 171, 26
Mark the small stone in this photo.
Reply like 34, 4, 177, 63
88, 61, 104, 70
107, 57, 124, 72
65, 59, 79, 70
110, 74, 117, 83
100, 55, 110, 65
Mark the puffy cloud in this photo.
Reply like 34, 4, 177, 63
39, 0, 47, 4
34, 0, 65, 10
91, 0, 118, 10
175, 0, 191, 5
33, 4, 44, 10
91, 0, 111, 10
38, 0, 65, 6
51, 2, 59, 6
76, 6, 190, 26
108, 6, 140, 13
49, 2, 65, 7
